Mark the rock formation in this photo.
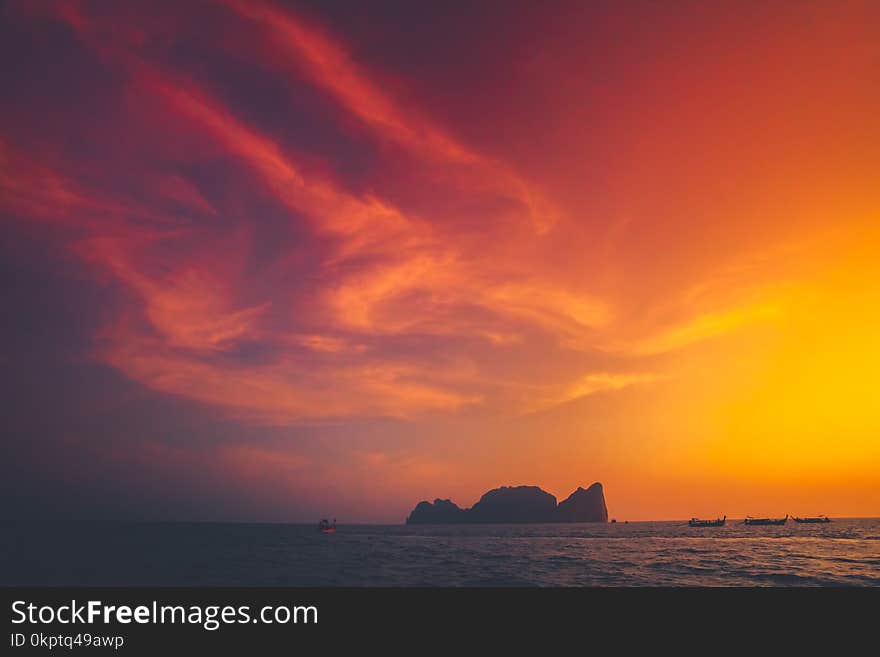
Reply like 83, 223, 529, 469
468, 486, 557, 523
552, 483, 608, 523
405, 482, 608, 524
405, 498, 465, 524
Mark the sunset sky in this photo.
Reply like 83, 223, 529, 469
2, 0, 878, 522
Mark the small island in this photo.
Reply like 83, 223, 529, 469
406, 482, 608, 524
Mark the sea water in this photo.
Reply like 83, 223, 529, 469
2, 519, 878, 586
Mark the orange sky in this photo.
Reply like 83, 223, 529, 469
1, 0, 878, 521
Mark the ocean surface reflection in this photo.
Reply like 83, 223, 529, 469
2, 519, 878, 586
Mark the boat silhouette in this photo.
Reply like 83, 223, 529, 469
688, 515, 726, 527
793, 515, 831, 524
318, 518, 336, 533
743, 514, 788, 526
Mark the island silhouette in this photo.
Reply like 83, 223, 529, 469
406, 482, 608, 524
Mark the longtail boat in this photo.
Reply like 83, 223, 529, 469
793, 515, 831, 524
688, 515, 726, 527
744, 514, 788, 526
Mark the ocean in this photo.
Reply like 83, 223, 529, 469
2, 519, 878, 586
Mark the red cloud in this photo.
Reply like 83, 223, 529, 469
1, 1, 654, 424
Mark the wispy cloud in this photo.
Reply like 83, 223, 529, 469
611, 302, 782, 357
0, 0, 849, 429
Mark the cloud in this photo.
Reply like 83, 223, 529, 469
560, 372, 659, 403
514, 372, 660, 414
221, 0, 560, 233
0, 1, 795, 426
612, 302, 782, 356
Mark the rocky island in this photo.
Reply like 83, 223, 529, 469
406, 482, 608, 524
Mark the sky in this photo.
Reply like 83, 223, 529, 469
1, 0, 878, 522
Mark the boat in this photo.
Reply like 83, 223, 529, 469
688, 515, 726, 527
744, 514, 788, 526
318, 518, 336, 533
793, 515, 831, 524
